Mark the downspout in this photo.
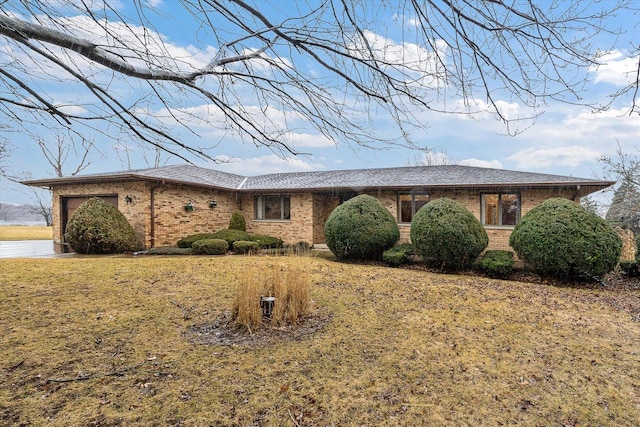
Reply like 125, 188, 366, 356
571, 184, 581, 202
149, 183, 161, 248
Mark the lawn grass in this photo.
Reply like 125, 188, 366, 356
0, 225, 53, 241
1, 255, 638, 426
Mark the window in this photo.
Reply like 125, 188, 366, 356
398, 192, 429, 223
482, 193, 519, 226
255, 195, 290, 220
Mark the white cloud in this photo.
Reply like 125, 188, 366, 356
211, 154, 322, 175
506, 146, 601, 169
349, 30, 447, 89
458, 158, 503, 169
591, 50, 639, 86
287, 132, 336, 148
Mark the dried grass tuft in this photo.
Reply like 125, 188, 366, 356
232, 260, 311, 330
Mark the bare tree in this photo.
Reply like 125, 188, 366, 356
1, 130, 95, 225
602, 142, 640, 235
0, 1, 637, 160
37, 132, 93, 177
601, 141, 640, 188
408, 146, 453, 166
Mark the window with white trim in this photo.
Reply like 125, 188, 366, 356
255, 195, 290, 220
481, 193, 520, 226
398, 192, 429, 223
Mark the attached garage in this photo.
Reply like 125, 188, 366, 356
60, 195, 118, 243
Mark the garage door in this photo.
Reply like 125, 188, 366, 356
61, 196, 119, 240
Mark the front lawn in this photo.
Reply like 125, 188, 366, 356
0, 225, 53, 241
1, 256, 638, 425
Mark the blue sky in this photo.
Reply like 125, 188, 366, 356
1, 1, 638, 206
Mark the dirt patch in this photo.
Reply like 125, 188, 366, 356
185, 309, 333, 348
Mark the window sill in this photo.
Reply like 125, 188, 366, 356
483, 225, 516, 230
253, 219, 291, 223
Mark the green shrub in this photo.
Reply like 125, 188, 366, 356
382, 243, 415, 267
510, 198, 622, 280
324, 194, 400, 260
64, 197, 137, 254
233, 240, 260, 254
177, 233, 217, 248
211, 229, 251, 246
192, 238, 229, 255
475, 250, 514, 278
146, 246, 193, 255
637, 235, 640, 263
619, 260, 639, 277
229, 210, 247, 231
249, 234, 284, 249
410, 198, 488, 271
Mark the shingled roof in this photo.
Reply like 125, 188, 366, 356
23, 164, 614, 192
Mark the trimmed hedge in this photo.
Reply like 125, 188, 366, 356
324, 194, 400, 260
229, 210, 247, 231
146, 246, 193, 255
410, 198, 488, 271
64, 197, 137, 254
510, 198, 622, 280
475, 250, 514, 278
249, 234, 284, 249
212, 229, 251, 247
233, 240, 260, 254
177, 233, 217, 248
382, 243, 415, 267
192, 238, 229, 255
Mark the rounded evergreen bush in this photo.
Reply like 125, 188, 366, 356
229, 210, 247, 231
509, 198, 622, 280
410, 198, 488, 271
192, 238, 229, 255
64, 197, 137, 254
324, 194, 399, 260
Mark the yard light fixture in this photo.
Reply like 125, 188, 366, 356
260, 296, 275, 317
125, 195, 133, 204
209, 200, 217, 208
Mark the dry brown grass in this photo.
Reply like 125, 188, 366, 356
0, 225, 52, 241
233, 260, 311, 330
1, 255, 638, 426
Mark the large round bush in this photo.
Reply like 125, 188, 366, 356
64, 197, 137, 254
509, 198, 622, 280
324, 194, 399, 260
410, 198, 488, 270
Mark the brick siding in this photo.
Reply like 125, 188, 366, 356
51, 180, 581, 252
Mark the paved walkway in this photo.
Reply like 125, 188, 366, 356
0, 240, 74, 259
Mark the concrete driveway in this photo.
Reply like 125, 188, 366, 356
0, 240, 74, 258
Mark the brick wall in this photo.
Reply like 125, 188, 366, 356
51, 180, 581, 252
239, 193, 314, 245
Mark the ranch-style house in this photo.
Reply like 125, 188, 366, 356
24, 164, 614, 252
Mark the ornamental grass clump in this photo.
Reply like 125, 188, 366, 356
324, 194, 399, 260
410, 198, 488, 271
510, 198, 622, 280
64, 197, 137, 254
232, 261, 311, 331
